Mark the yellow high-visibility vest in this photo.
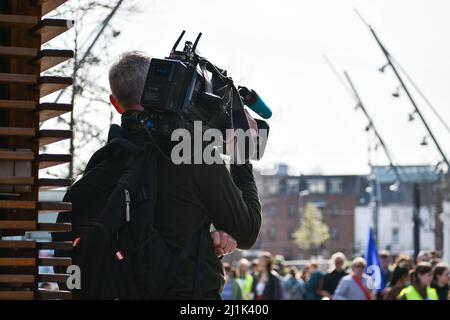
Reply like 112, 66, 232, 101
398, 285, 438, 300
238, 274, 254, 300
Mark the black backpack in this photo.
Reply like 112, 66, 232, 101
55, 128, 209, 299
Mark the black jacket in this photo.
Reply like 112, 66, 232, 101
119, 110, 262, 299
251, 271, 283, 300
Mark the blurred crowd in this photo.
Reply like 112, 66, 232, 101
222, 250, 449, 300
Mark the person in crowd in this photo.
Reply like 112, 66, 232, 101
416, 250, 432, 264
273, 255, 287, 277
221, 263, 244, 300
377, 250, 392, 299
398, 262, 438, 300
431, 262, 449, 300
321, 252, 348, 298
300, 265, 310, 284
251, 251, 283, 300
237, 258, 254, 300
393, 254, 414, 270
431, 250, 441, 260
283, 267, 305, 300
383, 263, 410, 300
251, 259, 259, 276
430, 258, 442, 268
304, 262, 324, 300
379, 250, 392, 285
333, 257, 374, 300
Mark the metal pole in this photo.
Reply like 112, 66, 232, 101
344, 71, 404, 184
355, 11, 450, 169
370, 165, 379, 246
413, 183, 421, 259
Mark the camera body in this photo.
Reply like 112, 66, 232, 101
139, 31, 269, 160
141, 58, 201, 113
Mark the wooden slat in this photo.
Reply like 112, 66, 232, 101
38, 154, 71, 169
38, 241, 72, 251
0, 14, 38, 27
38, 201, 72, 212
0, 274, 35, 283
38, 288, 71, 300
35, 103, 72, 122
0, 176, 34, 185
38, 273, 69, 283
39, 257, 71, 266
0, 127, 35, 137
0, 179, 67, 191
0, 46, 37, 58
38, 0, 69, 16
0, 202, 68, 212
35, 76, 73, 98
38, 129, 72, 147
0, 240, 36, 249
0, 99, 35, 110
0, 150, 34, 161
31, 18, 74, 45
0, 73, 37, 84
38, 222, 71, 232
0, 291, 34, 300
38, 178, 72, 190
0, 258, 36, 267
0, 220, 37, 230
0, 47, 72, 72
0, 150, 34, 160
33, 49, 73, 72
0, 200, 36, 209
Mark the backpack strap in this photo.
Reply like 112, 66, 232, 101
83, 137, 141, 175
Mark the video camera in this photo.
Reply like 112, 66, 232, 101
139, 31, 271, 161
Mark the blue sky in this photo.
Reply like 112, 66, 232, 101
47, 0, 450, 176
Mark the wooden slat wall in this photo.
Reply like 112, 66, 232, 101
0, 0, 72, 300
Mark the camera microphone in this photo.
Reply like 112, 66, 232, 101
238, 86, 272, 119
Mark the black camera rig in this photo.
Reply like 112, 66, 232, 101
138, 31, 269, 161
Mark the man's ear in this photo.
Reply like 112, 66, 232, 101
110, 95, 124, 114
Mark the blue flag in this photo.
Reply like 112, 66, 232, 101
364, 227, 386, 292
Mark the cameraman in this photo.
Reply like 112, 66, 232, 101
108, 51, 262, 299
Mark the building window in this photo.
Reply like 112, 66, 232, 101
392, 228, 399, 244
288, 204, 297, 217
307, 179, 326, 194
330, 178, 343, 194
331, 227, 339, 240
286, 179, 299, 194
266, 205, 277, 217
330, 203, 339, 215
268, 227, 276, 241
307, 200, 326, 209
268, 182, 279, 195
392, 209, 399, 222
264, 178, 280, 195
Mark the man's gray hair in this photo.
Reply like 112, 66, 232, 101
109, 51, 151, 108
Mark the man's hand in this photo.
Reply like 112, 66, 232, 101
210, 231, 237, 257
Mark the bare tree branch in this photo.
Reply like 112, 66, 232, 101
43, 0, 141, 180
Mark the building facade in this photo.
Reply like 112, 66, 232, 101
255, 164, 443, 260
255, 165, 367, 259
354, 165, 442, 257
